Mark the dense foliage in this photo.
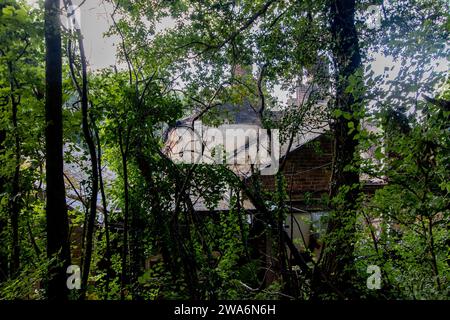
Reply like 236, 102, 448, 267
0, 0, 448, 300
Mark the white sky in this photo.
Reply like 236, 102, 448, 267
76, 0, 118, 69
26, 0, 447, 104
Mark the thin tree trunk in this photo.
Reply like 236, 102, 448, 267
74, 22, 98, 302
0, 129, 8, 282
93, 120, 111, 294
118, 128, 129, 300
63, 0, 99, 298
44, 0, 71, 300
7, 61, 21, 276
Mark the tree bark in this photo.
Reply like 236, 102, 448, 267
7, 61, 21, 276
118, 128, 130, 300
70, 4, 99, 300
93, 121, 112, 294
44, 0, 71, 300
78, 36, 99, 300
312, 0, 362, 299
63, 0, 100, 298
0, 127, 7, 282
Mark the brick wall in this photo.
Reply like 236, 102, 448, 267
260, 134, 333, 202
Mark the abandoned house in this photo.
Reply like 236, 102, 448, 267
163, 76, 386, 270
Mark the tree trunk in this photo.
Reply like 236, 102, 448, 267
118, 128, 129, 300
93, 121, 112, 294
44, 0, 71, 300
78, 37, 99, 300
312, 0, 362, 299
7, 61, 21, 276
0, 128, 7, 282
63, 0, 99, 298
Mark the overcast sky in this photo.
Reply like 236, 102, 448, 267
26, 0, 447, 104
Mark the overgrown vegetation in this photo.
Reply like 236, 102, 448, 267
0, 0, 448, 300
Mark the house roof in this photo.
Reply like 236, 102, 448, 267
164, 101, 332, 212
